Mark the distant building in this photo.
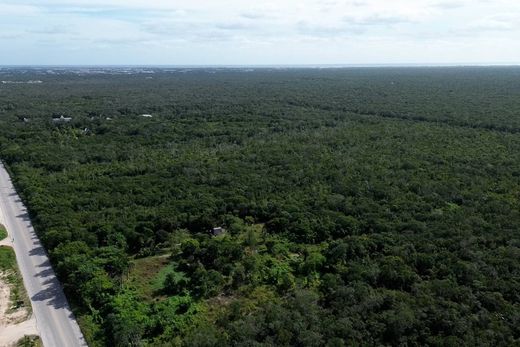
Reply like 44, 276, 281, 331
52, 115, 72, 123
1, 80, 42, 84
212, 227, 225, 236
140, 114, 153, 118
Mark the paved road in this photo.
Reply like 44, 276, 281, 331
0, 162, 87, 347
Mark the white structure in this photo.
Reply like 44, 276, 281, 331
140, 114, 153, 118
212, 227, 225, 236
52, 115, 72, 123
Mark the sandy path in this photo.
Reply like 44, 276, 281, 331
0, 316, 38, 346
0, 275, 38, 346
0, 276, 9, 320
0, 271, 32, 323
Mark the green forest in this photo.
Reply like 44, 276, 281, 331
0, 67, 519, 346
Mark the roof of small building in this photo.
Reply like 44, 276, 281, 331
52, 115, 72, 122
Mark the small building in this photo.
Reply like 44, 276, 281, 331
140, 114, 153, 118
212, 227, 225, 236
52, 115, 72, 123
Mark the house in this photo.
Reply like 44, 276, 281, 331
212, 227, 225, 236
140, 114, 153, 118
52, 115, 72, 123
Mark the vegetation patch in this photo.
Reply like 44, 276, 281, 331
126, 255, 170, 300
0, 224, 7, 241
16, 335, 43, 347
0, 245, 16, 270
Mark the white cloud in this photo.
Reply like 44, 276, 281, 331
466, 15, 518, 31
0, 3, 42, 16
0, 0, 519, 64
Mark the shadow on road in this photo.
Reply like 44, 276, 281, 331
37, 259, 51, 268
29, 246, 46, 257
16, 213, 31, 222
31, 285, 69, 310
32, 260, 69, 310
35, 267, 54, 278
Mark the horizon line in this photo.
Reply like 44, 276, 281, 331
1, 62, 520, 69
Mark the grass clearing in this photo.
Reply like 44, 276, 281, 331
151, 262, 176, 293
126, 255, 170, 300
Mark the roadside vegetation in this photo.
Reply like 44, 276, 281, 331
0, 224, 7, 240
0, 245, 16, 270
0, 67, 520, 346
0, 245, 31, 315
16, 335, 43, 347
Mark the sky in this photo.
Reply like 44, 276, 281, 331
0, 0, 520, 66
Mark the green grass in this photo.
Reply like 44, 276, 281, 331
126, 254, 190, 305
0, 245, 16, 270
126, 255, 171, 300
0, 223, 7, 241
0, 245, 30, 314
151, 263, 176, 292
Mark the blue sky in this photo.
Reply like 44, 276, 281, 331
1, 0, 519, 65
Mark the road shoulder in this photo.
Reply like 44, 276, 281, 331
0, 223, 39, 346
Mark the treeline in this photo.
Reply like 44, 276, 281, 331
0, 68, 520, 346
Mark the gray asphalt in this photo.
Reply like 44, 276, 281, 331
0, 161, 87, 347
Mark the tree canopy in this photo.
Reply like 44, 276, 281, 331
1, 67, 520, 346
